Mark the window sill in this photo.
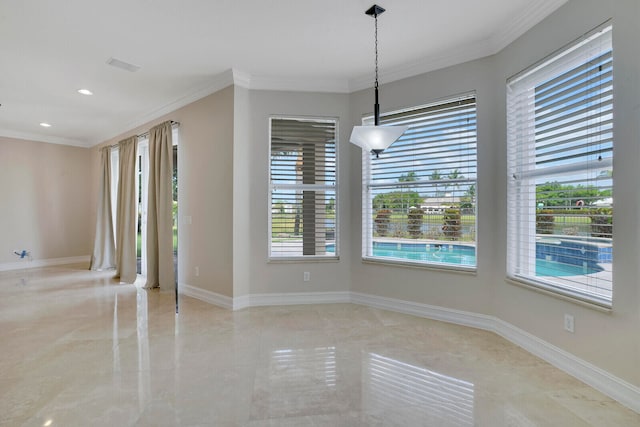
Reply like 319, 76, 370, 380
362, 257, 477, 275
505, 276, 612, 312
268, 256, 340, 264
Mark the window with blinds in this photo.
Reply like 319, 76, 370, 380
269, 117, 338, 259
362, 95, 477, 269
507, 23, 613, 307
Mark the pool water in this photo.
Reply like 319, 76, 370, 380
535, 258, 602, 276
372, 243, 476, 267
328, 242, 603, 277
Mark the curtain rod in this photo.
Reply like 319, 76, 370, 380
108, 121, 180, 149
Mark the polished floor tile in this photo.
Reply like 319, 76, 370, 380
1, 265, 638, 426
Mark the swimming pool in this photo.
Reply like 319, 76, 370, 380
327, 242, 603, 276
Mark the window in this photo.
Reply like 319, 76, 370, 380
269, 117, 338, 259
507, 23, 613, 307
361, 95, 477, 269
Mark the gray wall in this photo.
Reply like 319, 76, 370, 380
348, 0, 639, 387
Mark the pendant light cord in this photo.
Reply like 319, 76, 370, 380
374, 13, 379, 92
373, 11, 380, 126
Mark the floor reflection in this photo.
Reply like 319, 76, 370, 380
270, 346, 337, 388
259, 346, 337, 416
136, 287, 151, 411
364, 352, 474, 426
112, 293, 120, 373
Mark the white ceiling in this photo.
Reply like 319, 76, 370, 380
0, 0, 567, 147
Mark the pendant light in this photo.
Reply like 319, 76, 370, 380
350, 4, 408, 158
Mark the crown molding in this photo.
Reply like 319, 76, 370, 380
246, 74, 350, 94
89, 69, 238, 146
489, 0, 569, 52
0, 128, 88, 148
348, 0, 568, 93
10, 0, 568, 148
348, 37, 494, 93
232, 69, 252, 89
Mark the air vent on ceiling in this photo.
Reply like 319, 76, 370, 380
106, 57, 141, 72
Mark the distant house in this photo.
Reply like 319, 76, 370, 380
593, 197, 613, 207
420, 196, 461, 213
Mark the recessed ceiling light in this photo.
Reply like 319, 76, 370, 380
78, 89, 93, 95
40, 122, 52, 127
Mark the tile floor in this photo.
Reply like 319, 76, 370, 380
1, 265, 638, 426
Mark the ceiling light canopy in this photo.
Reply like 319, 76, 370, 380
77, 89, 93, 95
350, 4, 408, 158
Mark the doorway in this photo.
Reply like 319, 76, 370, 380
136, 133, 178, 280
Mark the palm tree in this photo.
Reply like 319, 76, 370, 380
399, 171, 418, 210
429, 169, 442, 196
448, 169, 465, 202
399, 171, 418, 182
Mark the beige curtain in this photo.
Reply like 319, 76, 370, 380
90, 146, 116, 270
144, 122, 175, 290
115, 136, 138, 283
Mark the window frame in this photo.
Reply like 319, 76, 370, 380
360, 94, 478, 271
506, 22, 613, 308
268, 115, 339, 261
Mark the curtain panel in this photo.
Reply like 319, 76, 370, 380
144, 121, 175, 290
90, 146, 116, 270
115, 136, 138, 283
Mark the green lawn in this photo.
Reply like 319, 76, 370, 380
272, 211, 601, 240
137, 228, 178, 258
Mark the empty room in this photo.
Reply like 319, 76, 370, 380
1, 0, 639, 425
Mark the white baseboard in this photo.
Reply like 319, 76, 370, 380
350, 291, 640, 414
350, 291, 496, 331
168, 285, 640, 414
0, 255, 90, 272
234, 291, 351, 311
179, 283, 233, 309
493, 318, 640, 414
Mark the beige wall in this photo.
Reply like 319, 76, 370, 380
0, 137, 92, 264
348, 0, 640, 387
237, 90, 352, 296
232, 85, 252, 298
91, 86, 235, 297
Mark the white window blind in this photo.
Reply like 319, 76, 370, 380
269, 117, 337, 259
507, 23, 613, 307
362, 95, 477, 269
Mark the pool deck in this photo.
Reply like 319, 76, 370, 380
373, 237, 476, 247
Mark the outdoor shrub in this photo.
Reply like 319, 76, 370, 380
374, 209, 392, 236
407, 208, 424, 238
589, 207, 612, 238
391, 223, 404, 238
442, 207, 462, 240
536, 210, 555, 234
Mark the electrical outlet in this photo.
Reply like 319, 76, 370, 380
195, 266, 200, 277
564, 314, 574, 333
303, 272, 310, 282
